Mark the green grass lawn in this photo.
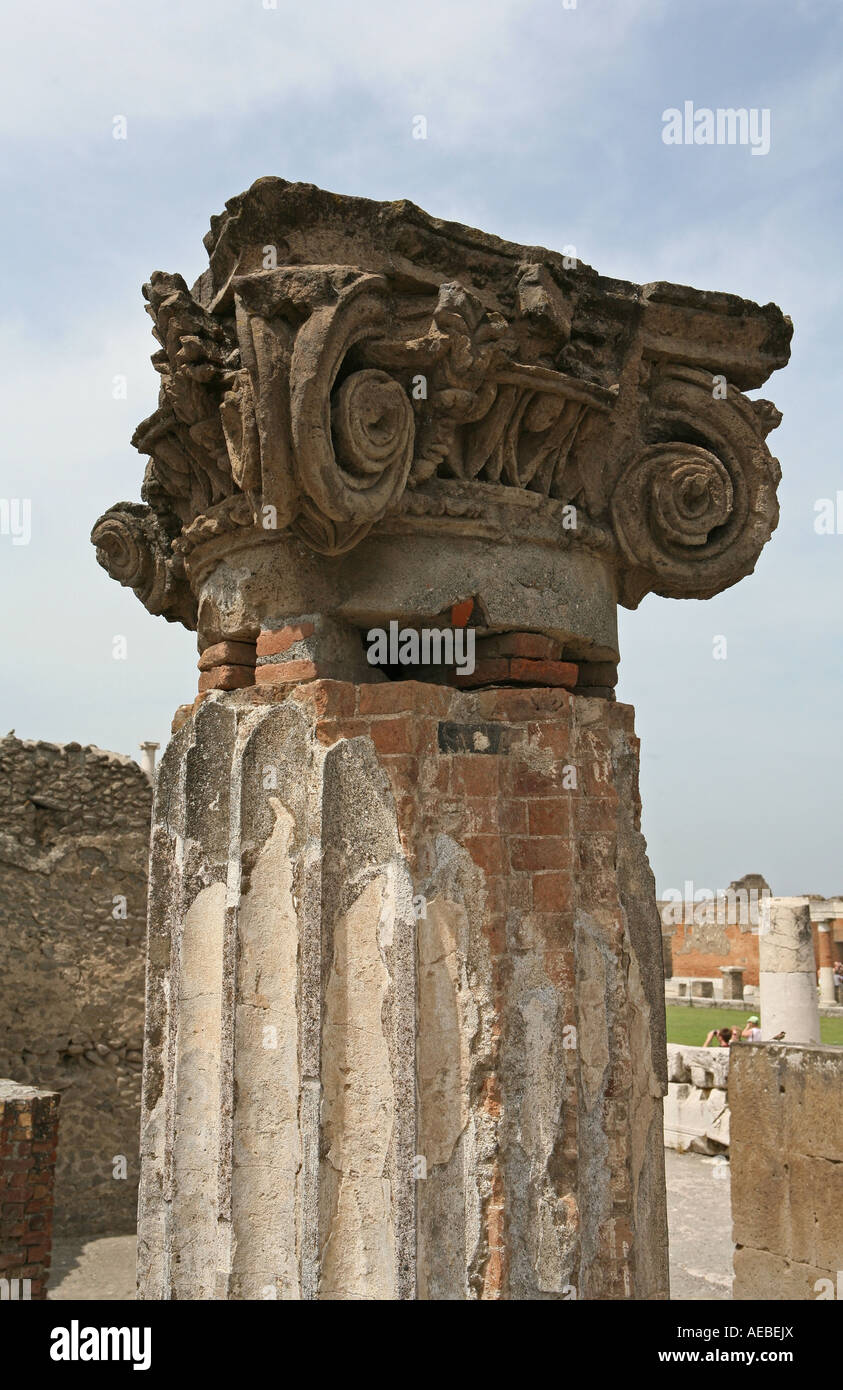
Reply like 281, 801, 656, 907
665, 1005, 843, 1047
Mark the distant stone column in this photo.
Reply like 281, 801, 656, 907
817, 920, 836, 1005
720, 965, 744, 1001
759, 899, 820, 1043
139, 741, 160, 780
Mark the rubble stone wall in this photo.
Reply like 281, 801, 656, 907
0, 735, 149, 1236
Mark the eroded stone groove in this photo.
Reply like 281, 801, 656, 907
137, 682, 671, 1299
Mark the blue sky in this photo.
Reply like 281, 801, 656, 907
1, 0, 840, 895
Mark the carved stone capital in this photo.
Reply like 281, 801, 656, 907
93, 179, 791, 658
90, 502, 196, 627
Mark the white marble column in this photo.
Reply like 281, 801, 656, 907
759, 898, 820, 1044
817, 920, 836, 1006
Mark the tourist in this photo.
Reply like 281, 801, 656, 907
741, 1016, 762, 1042
703, 1027, 735, 1047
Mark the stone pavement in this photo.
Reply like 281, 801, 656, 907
665, 1147, 733, 1300
48, 1235, 137, 1300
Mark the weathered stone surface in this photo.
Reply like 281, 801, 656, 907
759, 897, 820, 1043
663, 1045, 730, 1155
730, 1044, 843, 1300
92, 179, 790, 671
137, 682, 668, 1300
0, 735, 148, 1237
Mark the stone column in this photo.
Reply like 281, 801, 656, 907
816, 919, 836, 1005
91, 179, 791, 1299
720, 965, 744, 1001
759, 899, 820, 1043
139, 741, 160, 780
137, 682, 668, 1300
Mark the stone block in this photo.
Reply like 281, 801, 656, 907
729, 1043, 843, 1299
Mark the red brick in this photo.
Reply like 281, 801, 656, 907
289, 680, 356, 719
499, 799, 528, 834
463, 798, 500, 835
528, 800, 570, 837
476, 632, 562, 660
509, 765, 560, 799
198, 664, 255, 692
453, 658, 509, 688
451, 756, 499, 798
451, 598, 474, 627
532, 872, 573, 912
255, 660, 320, 686
369, 719, 414, 755
432, 764, 451, 794
473, 688, 571, 721
197, 640, 257, 670
510, 837, 569, 871
576, 799, 618, 833
543, 948, 576, 991
382, 755, 420, 787
314, 718, 369, 745
528, 723, 572, 760
256, 622, 315, 657
464, 835, 506, 876
509, 658, 578, 688
358, 681, 449, 716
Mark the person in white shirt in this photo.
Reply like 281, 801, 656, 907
741, 1015, 762, 1042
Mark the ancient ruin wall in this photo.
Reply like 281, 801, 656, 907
730, 1043, 843, 1299
665, 913, 761, 987
0, 1080, 60, 1298
0, 735, 149, 1236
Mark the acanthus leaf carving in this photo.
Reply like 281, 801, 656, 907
94, 180, 791, 630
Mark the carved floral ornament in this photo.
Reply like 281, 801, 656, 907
91, 180, 791, 627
